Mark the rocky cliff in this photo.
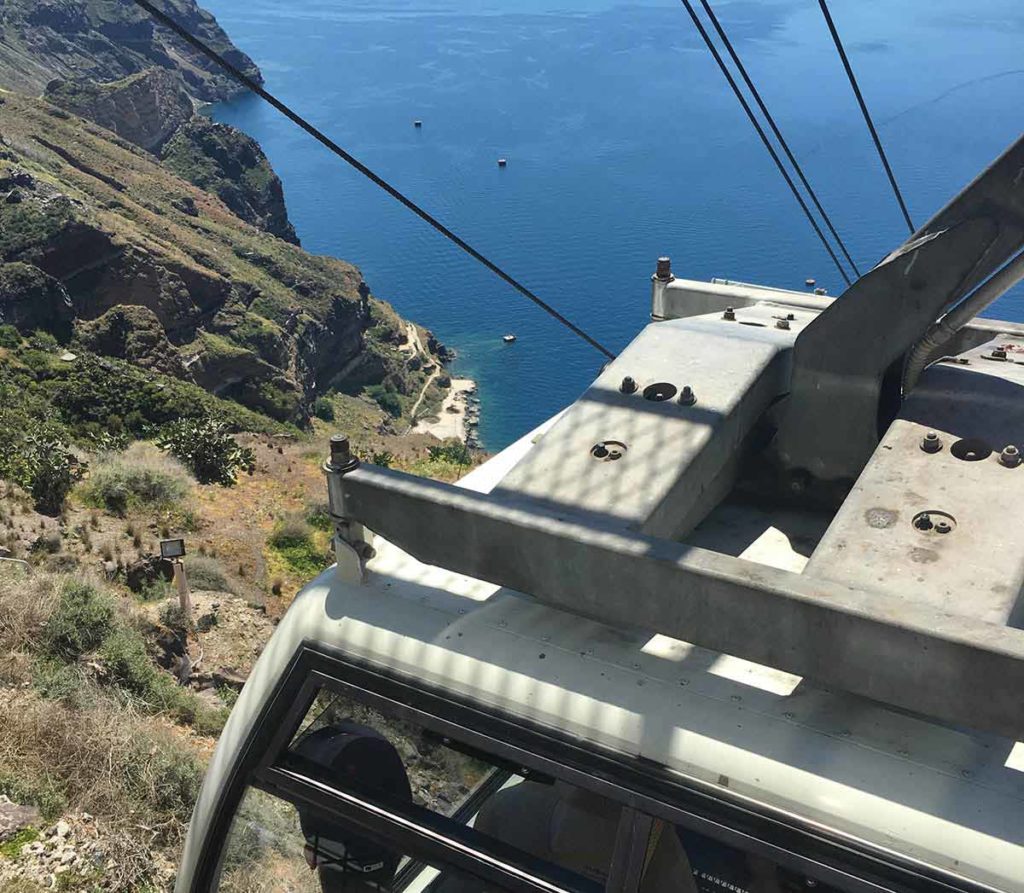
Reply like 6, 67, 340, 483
161, 114, 300, 244
0, 0, 261, 102
44, 68, 194, 154
43, 68, 299, 243
0, 92, 442, 426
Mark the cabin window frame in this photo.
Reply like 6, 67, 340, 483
193, 642, 992, 893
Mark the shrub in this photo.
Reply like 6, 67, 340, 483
28, 329, 58, 351
370, 450, 394, 468
268, 514, 330, 578
0, 565, 59, 681
81, 443, 191, 515
428, 441, 472, 466
184, 553, 232, 592
0, 324, 20, 348
157, 417, 255, 486
312, 396, 335, 421
41, 579, 116, 661
366, 384, 402, 418
159, 601, 191, 633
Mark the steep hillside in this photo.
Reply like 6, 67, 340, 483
0, 0, 261, 102
43, 68, 193, 154
44, 69, 300, 243
0, 91, 444, 425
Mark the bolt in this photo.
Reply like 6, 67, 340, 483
722, 306, 736, 321
678, 385, 696, 406
787, 312, 796, 320
327, 434, 359, 473
920, 431, 942, 453
992, 347, 1008, 360
1000, 444, 1021, 468
592, 442, 609, 459
814, 287, 827, 296
655, 256, 673, 281
620, 376, 637, 394
934, 520, 952, 534
775, 318, 790, 330
914, 514, 933, 531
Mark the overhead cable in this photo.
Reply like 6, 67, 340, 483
678, 0, 853, 287
700, 0, 861, 279
129, 0, 616, 360
817, 0, 915, 233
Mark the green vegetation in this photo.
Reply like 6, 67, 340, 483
313, 396, 335, 421
0, 324, 20, 348
370, 450, 394, 468
157, 417, 256, 486
267, 514, 330, 577
366, 383, 403, 418
80, 444, 191, 515
0, 828, 40, 860
428, 441, 473, 466
41, 579, 116, 661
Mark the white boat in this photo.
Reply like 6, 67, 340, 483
502, 333, 516, 343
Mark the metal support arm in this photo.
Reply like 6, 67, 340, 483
332, 462, 1024, 740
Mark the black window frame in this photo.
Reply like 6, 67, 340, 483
193, 642, 1002, 893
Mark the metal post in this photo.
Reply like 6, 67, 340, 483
174, 558, 192, 619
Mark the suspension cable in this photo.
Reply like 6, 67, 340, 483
699, 0, 861, 279
129, 0, 616, 360
817, 0, 915, 234
678, 0, 852, 287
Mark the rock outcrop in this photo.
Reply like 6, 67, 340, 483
0, 0, 261, 102
162, 115, 300, 244
0, 92, 444, 426
44, 68, 194, 154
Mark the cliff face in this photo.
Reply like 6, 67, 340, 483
0, 93, 440, 425
43, 68, 299, 243
161, 115, 300, 244
44, 68, 195, 154
0, 0, 261, 102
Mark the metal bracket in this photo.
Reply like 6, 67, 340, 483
335, 462, 1024, 739
773, 133, 1024, 485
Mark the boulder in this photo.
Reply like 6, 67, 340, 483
0, 797, 41, 842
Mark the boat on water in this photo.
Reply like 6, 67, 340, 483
502, 333, 517, 343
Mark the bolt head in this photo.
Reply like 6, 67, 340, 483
920, 431, 942, 453
655, 256, 673, 281
723, 307, 736, 321
775, 318, 790, 330
992, 348, 1008, 360
678, 385, 696, 406
619, 376, 637, 394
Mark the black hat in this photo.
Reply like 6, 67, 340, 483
293, 721, 412, 888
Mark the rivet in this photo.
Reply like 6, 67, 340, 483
678, 385, 696, 406
920, 431, 942, 453
620, 376, 637, 394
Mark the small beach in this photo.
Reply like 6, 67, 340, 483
412, 379, 478, 443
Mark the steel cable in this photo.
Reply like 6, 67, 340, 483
700, 0, 861, 279
678, 0, 853, 287
817, 0, 915, 233
129, 0, 616, 360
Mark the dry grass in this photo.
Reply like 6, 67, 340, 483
0, 565, 61, 683
0, 690, 203, 889
79, 442, 192, 516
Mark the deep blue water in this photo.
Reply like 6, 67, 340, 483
204, 0, 1024, 449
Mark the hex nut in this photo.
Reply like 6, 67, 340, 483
775, 318, 791, 330
678, 385, 696, 406
1000, 444, 1021, 468
619, 376, 638, 394
920, 431, 942, 454
722, 307, 736, 321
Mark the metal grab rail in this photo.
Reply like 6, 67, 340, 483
326, 448, 1024, 741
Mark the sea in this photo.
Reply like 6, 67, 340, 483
203, 0, 1024, 449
